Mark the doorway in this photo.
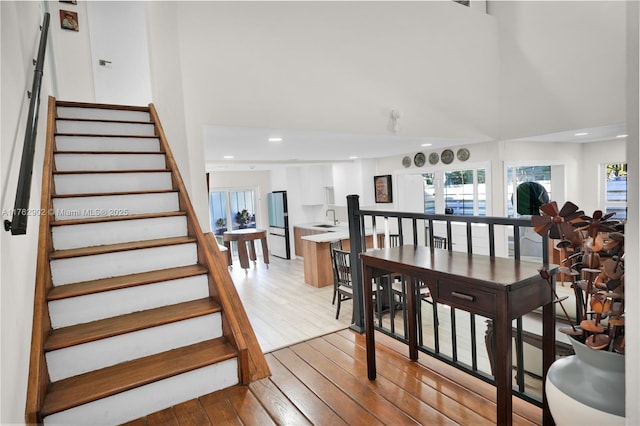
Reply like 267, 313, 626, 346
209, 189, 257, 245
86, 2, 152, 105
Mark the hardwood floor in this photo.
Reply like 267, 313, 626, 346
126, 253, 547, 425
125, 329, 542, 425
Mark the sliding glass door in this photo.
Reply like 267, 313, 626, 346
209, 189, 257, 240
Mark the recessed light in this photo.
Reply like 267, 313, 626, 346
616, 134, 628, 138
574, 132, 588, 136
268, 137, 283, 142
349, 156, 358, 160
421, 143, 432, 147
223, 155, 234, 159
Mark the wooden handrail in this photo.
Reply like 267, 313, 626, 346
148, 104, 269, 383
5, 13, 50, 235
203, 232, 271, 382
25, 96, 57, 424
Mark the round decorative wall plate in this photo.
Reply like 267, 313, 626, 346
428, 152, 439, 165
441, 149, 454, 164
402, 156, 411, 168
457, 148, 470, 162
414, 152, 426, 167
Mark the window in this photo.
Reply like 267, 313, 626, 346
423, 173, 435, 214
209, 192, 228, 235
506, 166, 552, 217
603, 163, 627, 220
423, 168, 487, 216
209, 189, 257, 238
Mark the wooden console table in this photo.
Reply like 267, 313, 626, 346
360, 246, 556, 426
223, 228, 269, 270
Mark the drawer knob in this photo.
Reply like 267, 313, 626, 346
451, 291, 475, 302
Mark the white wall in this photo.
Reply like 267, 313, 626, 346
373, 138, 629, 225
44, 0, 94, 102
490, 1, 626, 139
1, 2, 52, 423
173, 1, 499, 141
625, 1, 639, 423
145, 2, 209, 230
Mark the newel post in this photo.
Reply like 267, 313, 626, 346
347, 194, 365, 332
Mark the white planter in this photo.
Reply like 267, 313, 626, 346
546, 336, 625, 425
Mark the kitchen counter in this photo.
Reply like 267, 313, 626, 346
296, 225, 381, 288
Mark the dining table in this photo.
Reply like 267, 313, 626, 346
222, 228, 269, 270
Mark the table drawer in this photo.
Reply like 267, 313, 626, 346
436, 279, 496, 317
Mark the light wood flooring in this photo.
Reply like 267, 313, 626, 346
226, 255, 353, 353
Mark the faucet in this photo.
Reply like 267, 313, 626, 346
326, 209, 338, 226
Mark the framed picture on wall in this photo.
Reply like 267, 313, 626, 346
374, 175, 393, 203
60, 10, 79, 31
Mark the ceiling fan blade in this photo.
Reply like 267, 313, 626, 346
540, 201, 559, 217
559, 201, 579, 218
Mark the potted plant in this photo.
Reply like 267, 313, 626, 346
214, 217, 227, 235
532, 201, 625, 425
235, 209, 251, 228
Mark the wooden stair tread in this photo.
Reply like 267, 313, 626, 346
56, 100, 149, 112
55, 133, 159, 139
54, 150, 164, 155
50, 236, 196, 260
48, 265, 208, 301
51, 211, 186, 226
52, 189, 176, 199
41, 337, 237, 417
45, 298, 221, 351
53, 168, 171, 175
56, 117, 152, 125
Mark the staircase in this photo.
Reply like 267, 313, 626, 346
25, 98, 269, 425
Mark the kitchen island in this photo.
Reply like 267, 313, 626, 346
296, 224, 380, 287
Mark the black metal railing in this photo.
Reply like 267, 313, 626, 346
346, 194, 552, 406
4, 13, 50, 235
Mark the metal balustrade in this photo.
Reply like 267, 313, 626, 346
346, 194, 553, 406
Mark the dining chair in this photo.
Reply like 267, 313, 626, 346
432, 235, 448, 249
329, 240, 343, 305
332, 248, 378, 320
385, 233, 438, 336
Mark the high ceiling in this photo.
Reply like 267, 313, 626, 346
204, 122, 627, 171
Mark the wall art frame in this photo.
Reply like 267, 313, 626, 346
374, 175, 393, 203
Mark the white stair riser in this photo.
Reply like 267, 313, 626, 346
54, 172, 172, 194
46, 313, 222, 381
55, 153, 166, 171
57, 120, 155, 136
53, 193, 179, 220
57, 107, 150, 122
49, 275, 209, 328
56, 136, 160, 152
50, 243, 197, 286
51, 216, 187, 250
43, 359, 238, 426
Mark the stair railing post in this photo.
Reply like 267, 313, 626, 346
347, 194, 365, 333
